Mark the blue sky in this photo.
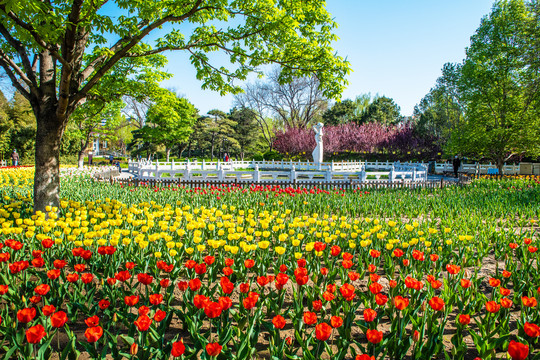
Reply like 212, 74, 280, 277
160, 0, 496, 116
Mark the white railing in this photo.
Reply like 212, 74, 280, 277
128, 159, 428, 183
434, 162, 520, 175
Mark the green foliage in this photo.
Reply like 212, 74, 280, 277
414, 66, 465, 149
230, 107, 262, 157
359, 96, 402, 125
444, 0, 540, 170
322, 99, 358, 125
140, 90, 198, 160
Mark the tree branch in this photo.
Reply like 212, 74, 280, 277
0, 49, 36, 92
0, 56, 31, 99
74, 0, 207, 106
0, 4, 69, 68
0, 23, 38, 91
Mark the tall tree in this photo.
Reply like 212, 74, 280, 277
230, 107, 262, 159
141, 90, 198, 162
359, 96, 402, 125
447, 0, 540, 172
414, 65, 465, 149
322, 99, 358, 125
0, 0, 349, 212
70, 55, 169, 167
202, 109, 239, 160
235, 67, 329, 131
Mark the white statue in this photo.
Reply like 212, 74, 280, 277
312, 122, 324, 165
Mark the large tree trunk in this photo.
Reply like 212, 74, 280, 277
34, 110, 64, 213
77, 135, 91, 169
166, 148, 171, 162
496, 157, 504, 175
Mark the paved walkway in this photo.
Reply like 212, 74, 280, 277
427, 174, 460, 182
116, 169, 135, 179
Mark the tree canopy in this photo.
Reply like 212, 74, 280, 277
443, 0, 540, 171
141, 90, 198, 162
0, 0, 350, 211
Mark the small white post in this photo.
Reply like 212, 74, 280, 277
254, 164, 260, 183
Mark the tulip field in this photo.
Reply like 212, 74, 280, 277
0, 168, 539, 360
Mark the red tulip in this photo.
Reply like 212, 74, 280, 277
394, 296, 409, 310
204, 256, 215, 265
508, 340, 529, 360
50, 311, 68, 328
339, 283, 355, 301
363, 308, 377, 322
74, 264, 86, 273
26, 324, 46, 344
272, 315, 286, 329
315, 322, 332, 341
84, 326, 103, 342
501, 298, 513, 309
194, 263, 207, 275
204, 302, 223, 318
0, 284, 8, 295
137, 273, 153, 285
206, 342, 222, 357
244, 259, 255, 268
303, 311, 317, 325
193, 294, 209, 309
330, 315, 343, 328
171, 340, 186, 357
366, 329, 383, 344
524, 322, 540, 337
177, 281, 188, 291
42, 305, 56, 316
53, 259, 66, 269
242, 292, 259, 310
85, 315, 99, 327
218, 296, 232, 310
149, 294, 163, 306
428, 296, 445, 311
115, 270, 131, 282
124, 295, 140, 307
138, 306, 150, 316
134, 315, 152, 331
485, 301, 500, 313
375, 293, 388, 306
17, 308, 36, 323
355, 355, 375, 360
220, 277, 235, 294
66, 273, 79, 282
98, 299, 110, 310
188, 278, 202, 291
522, 296, 537, 308
81, 273, 94, 284
458, 314, 470, 326
154, 310, 167, 322
446, 264, 460, 274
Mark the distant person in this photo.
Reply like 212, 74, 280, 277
452, 155, 461, 177
109, 154, 114, 164
88, 151, 93, 165
11, 150, 19, 166
225, 153, 230, 162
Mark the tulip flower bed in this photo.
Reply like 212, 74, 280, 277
0, 168, 538, 359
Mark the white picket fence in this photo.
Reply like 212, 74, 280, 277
434, 162, 520, 175
128, 159, 428, 183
